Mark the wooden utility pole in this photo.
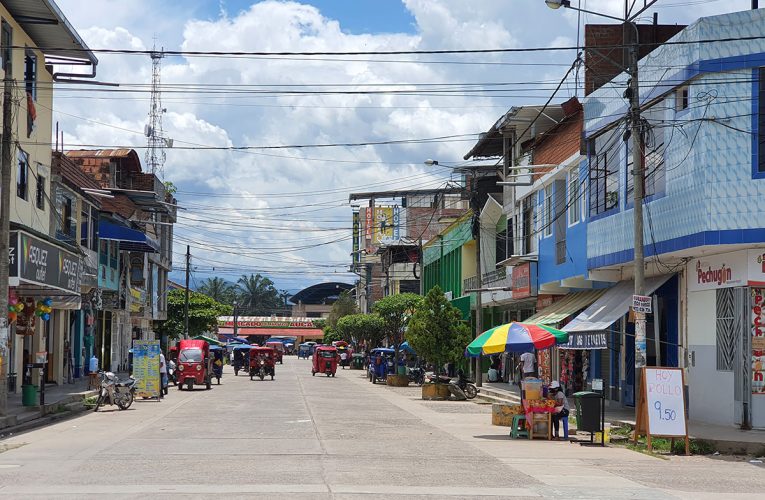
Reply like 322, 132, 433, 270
0, 73, 13, 415
183, 245, 190, 339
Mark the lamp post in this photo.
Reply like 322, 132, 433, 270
546, 0, 657, 416
233, 301, 239, 339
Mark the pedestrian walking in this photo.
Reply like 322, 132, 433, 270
517, 350, 537, 379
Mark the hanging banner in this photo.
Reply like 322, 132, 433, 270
132, 340, 161, 399
751, 288, 765, 395
352, 211, 360, 264
374, 206, 395, 243
559, 332, 608, 350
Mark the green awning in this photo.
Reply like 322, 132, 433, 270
192, 334, 224, 346
523, 289, 607, 326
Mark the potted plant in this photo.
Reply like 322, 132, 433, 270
406, 286, 472, 400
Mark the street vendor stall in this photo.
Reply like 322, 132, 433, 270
466, 321, 569, 440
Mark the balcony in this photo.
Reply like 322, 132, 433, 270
482, 266, 506, 285
463, 275, 479, 293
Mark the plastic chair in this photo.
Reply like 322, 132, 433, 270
561, 415, 569, 439
510, 414, 529, 439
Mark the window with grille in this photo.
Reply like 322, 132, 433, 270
588, 132, 619, 216
716, 288, 736, 371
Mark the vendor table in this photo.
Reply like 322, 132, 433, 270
523, 400, 555, 440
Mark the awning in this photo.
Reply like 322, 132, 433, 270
563, 275, 674, 333
559, 332, 609, 350
524, 289, 608, 326
191, 334, 224, 346
99, 221, 159, 253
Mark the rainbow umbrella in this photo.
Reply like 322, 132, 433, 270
465, 322, 569, 357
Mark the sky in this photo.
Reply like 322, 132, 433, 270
52, 0, 753, 294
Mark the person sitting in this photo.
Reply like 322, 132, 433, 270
549, 381, 570, 439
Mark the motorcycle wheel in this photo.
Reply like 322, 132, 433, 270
464, 384, 478, 399
312, 370, 315, 376
117, 391, 134, 410
271, 375, 274, 380
234, 369, 239, 376
371, 375, 376, 384
250, 374, 253, 380
93, 394, 102, 412
187, 380, 193, 391
416, 375, 424, 387
178, 383, 183, 391
206, 378, 211, 390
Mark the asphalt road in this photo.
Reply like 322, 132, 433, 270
0, 357, 763, 499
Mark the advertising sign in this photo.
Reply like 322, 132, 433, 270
559, 332, 608, 350
10, 231, 83, 293
219, 318, 316, 328
751, 288, 765, 395
632, 294, 652, 313
687, 250, 747, 292
512, 263, 536, 299
352, 211, 360, 264
374, 206, 395, 243
132, 340, 161, 399
643, 367, 688, 437
364, 207, 373, 241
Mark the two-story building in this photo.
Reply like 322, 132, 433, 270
4, 1, 96, 395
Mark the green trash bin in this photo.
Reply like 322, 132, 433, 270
22, 384, 38, 406
573, 391, 603, 433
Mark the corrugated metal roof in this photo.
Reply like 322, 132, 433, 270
3, 0, 96, 63
66, 149, 135, 159
524, 289, 608, 326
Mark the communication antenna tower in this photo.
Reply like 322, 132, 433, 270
146, 43, 167, 177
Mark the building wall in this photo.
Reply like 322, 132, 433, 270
584, 9, 765, 267
532, 113, 583, 182
3, 4, 54, 234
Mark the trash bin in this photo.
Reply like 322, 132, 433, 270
573, 391, 603, 433
22, 384, 38, 407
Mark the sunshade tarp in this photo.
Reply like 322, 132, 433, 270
523, 289, 607, 325
191, 334, 224, 346
98, 220, 159, 253
562, 275, 673, 333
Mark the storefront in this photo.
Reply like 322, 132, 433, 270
685, 249, 765, 429
7, 230, 83, 392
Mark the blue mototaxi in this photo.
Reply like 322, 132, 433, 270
368, 348, 395, 384
298, 343, 311, 359
209, 345, 225, 384
232, 344, 252, 375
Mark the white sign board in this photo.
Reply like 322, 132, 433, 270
591, 378, 603, 391
644, 368, 687, 437
632, 295, 652, 313
687, 250, 748, 292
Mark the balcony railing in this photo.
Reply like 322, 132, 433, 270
482, 266, 506, 285
463, 275, 478, 293
556, 240, 567, 265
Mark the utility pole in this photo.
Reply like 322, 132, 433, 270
0, 72, 12, 415
472, 171, 483, 388
627, 21, 647, 410
233, 301, 238, 339
183, 245, 190, 339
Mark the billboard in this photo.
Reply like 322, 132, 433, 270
132, 340, 161, 399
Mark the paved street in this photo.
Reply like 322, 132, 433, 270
0, 357, 762, 499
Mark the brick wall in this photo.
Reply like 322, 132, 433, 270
406, 207, 466, 242
70, 156, 113, 188
531, 111, 583, 182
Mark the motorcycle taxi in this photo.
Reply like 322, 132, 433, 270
265, 341, 285, 364
177, 339, 212, 391
312, 345, 339, 377
232, 344, 252, 375
249, 346, 276, 381
368, 347, 395, 384
209, 345, 224, 384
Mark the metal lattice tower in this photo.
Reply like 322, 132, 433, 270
146, 44, 166, 177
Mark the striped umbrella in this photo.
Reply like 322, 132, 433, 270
465, 322, 569, 357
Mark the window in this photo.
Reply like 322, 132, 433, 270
81, 204, 91, 248
715, 288, 736, 371
675, 85, 689, 112
496, 222, 508, 265
16, 151, 28, 200
1, 21, 11, 73
627, 104, 666, 200
759, 68, 765, 174
35, 174, 45, 210
568, 168, 581, 225
543, 185, 553, 237
589, 131, 620, 216
56, 187, 76, 239
24, 50, 36, 100
90, 206, 99, 251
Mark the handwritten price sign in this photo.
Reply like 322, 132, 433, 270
645, 368, 687, 436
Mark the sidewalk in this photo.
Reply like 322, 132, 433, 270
478, 382, 765, 454
0, 377, 97, 432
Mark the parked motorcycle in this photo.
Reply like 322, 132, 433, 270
93, 371, 137, 411
424, 373, 478, 399
408, 367, 425, 386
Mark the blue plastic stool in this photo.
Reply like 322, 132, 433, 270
561, 415, 569, 439
510, 414, 529, 439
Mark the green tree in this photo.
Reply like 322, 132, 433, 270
156, 289, 233, 339
327, 290, 357, 328
374, 293, 422, 371
322, 326, 342, 344
336, 313, 385, 348
406, 286, 471, 383
198, 277, 235, 304
236, 273, 282, 315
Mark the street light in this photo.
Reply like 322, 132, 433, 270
545, 0, 657, 420
232, 301, 239, 339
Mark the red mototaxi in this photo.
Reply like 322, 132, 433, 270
249, 346, 276, 380
177, 339, 212, 390
265, 341, 285, 364
312, 345, 339, 377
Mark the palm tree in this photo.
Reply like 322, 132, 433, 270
198, 277, 234, 304
236, 274, 281, 315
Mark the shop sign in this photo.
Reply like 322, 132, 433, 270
748, 250, 765, 286
365, 207, 373, 241
632, 294, 652, 313
219, 319, 316, 329
10, 231, 83, 293
352, 211, 360, 264
512, 263, 536, 299
687, 250, 747, 292
559, 332, 608, 350
751, 288, 765, 396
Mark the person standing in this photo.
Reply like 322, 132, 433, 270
518, 350, 537, 379
159, 351, 168, 396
